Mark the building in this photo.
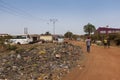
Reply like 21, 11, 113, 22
40, 34, 64, 43
0, 34, 9, 37
40, 35, 53, 42
29, 34, 40, 42
95, 27, 120, 34
53, 34, 64, 43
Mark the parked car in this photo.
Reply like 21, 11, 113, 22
9, 35, 33, 44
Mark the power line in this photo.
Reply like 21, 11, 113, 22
0, 0, 28, 16
0, 6, 20, 16
0, 0, 49, 22
0, 2, 23, 16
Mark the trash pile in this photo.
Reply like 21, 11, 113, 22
0, 43, 84, 80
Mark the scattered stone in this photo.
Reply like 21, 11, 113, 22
0, 43, 84, 80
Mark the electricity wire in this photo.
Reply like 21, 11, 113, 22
0, 0, 49, 22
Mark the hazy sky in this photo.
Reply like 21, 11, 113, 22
0, 0, 120, 35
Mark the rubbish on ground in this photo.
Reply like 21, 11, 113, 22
0, 43, 84, 80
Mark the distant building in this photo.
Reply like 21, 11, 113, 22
95, 27, 120, 34
40, 35, 53, 42
29, 34, 40, 42
40, 34, 64, 43
53, 34, 64, 43
0, 34, 9, 37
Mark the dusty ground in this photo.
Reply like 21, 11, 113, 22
62, 41, 120, 80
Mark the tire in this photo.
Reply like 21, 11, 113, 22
17, 42, 21, 45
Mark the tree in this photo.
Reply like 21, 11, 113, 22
0, 35, 12, 45
45, 31, 51, 35
83, 23, 96, 36
64, 31, 73, 39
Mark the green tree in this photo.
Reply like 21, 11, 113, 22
64, 31, 73, 39
0, 35, 12, 51
45, 31, 51, 35
83, 23, 96, 36
0, 35, 12, 45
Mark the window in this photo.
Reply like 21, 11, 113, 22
115, 30, 120, 33
100, 31, 106, 33
108, 31, 112, 33
12, 35, 27, 39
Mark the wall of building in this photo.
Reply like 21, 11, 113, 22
40, 35, 53, 42
96, 27, 120, 34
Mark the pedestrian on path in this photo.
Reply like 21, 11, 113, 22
85, 37, 91, 53
107, 38, 110, 48
103, 39, 107, 48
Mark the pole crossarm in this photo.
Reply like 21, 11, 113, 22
50, 19, 58, 35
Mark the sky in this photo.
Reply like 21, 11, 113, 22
0, 0, 120, 35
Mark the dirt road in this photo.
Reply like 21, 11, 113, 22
62, 41, 120, 80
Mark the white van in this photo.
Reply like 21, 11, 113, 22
9, 35, 33, 44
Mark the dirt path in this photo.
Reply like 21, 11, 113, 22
62, 41, 120, 80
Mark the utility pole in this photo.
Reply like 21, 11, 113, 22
50, 19, 58, 35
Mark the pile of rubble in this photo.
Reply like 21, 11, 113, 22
0, 43, 84, 80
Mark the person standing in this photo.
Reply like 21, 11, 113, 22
86, 37, 91, 53
103, 39, 107, 48
107, 38, 110, 48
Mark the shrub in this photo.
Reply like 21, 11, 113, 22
16, 48, 25, 53
114, 34, 120, 46
6, 44, 17, 50
108, 34, 117, 40
91, 33, 120, 46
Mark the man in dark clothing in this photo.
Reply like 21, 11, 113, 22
107, 38, 110, 48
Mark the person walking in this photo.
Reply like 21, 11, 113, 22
107, 38, 110, 48
103, 39, 107, 48
86, 37, 91, 53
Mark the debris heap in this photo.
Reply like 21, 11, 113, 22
0, 43, 84, 80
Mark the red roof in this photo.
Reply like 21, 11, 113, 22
97, 27, 120, 31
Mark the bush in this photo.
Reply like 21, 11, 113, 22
91, 33, 120, 46
6, 44, 17, 50
108, 34, 117, 40
108, 33, 120, 46
114, 34, 120, 46
114, 38, 120, 45
16, 48, 25, 53
0, 38, 5, 45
